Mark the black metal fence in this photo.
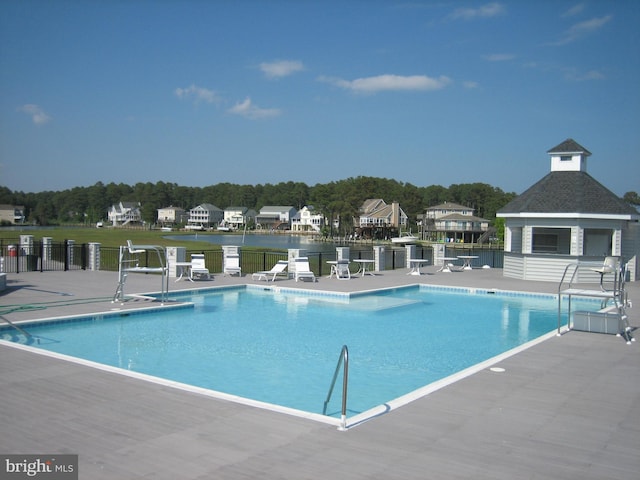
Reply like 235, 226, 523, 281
0, 239, 87, 273
0, 238, 504, 275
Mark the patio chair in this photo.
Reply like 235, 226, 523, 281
223, 254, 242, 276
294, 257, 316, 282
189, 254, 210, 280
252, 260, 288, 282
331, 259, 351, 280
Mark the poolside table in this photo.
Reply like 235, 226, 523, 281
353, 259, 375, 277
407, 259, 429, 275
174, 262, 194, 282
438, 257, 459, 273
457, 255, 479, 270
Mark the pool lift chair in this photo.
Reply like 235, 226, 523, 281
558, 258, 634, 344
589, 256, 618, 291
113, 241, 169, 304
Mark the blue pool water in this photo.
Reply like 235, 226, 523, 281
2, 286, 598, 417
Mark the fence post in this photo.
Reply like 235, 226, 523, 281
39, 239, 44, 272
64, 240, 69, 271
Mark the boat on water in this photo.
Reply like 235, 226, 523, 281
185, 224, 205, 231
217, 220, 232, 232
391, 232, 419, 244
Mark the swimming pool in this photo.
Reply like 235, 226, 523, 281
1, 285, 599, 425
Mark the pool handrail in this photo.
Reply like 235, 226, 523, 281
0, 313, 33, 340
323, 344, 349, 431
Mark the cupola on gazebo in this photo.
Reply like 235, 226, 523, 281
497, 139, 639, 282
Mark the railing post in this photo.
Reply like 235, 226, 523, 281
81, 243, 88, 270
339, 345, 349, 431
323, 345, 349, 431
64, 240, 69, 271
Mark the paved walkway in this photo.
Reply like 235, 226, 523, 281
1, 267, 638, 479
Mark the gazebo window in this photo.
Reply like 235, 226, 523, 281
584, 228, 613, 256
532, 227, 571, 254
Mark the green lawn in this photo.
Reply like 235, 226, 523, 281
0, 227, 221, 250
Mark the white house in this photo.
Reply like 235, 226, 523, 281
497, 139, 639, 282
291, 206, 325, 233
157, 206, 187, 226
0, 204, 25, 225
108, 201, 142, 226
223, 207, 256, 230
421, 202, 490, 243
187, 203, 223, 229
358, 199, 408, 228
255, 206, 297, 230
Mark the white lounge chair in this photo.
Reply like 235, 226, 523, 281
252, 260, 288, 282
332, 259, 351, 280
189, 254, 210, 280
294, 257, 316, 282
224, 254, 242, 276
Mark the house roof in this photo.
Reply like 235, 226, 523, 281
547, 138, 591, 156
119, 201, 140, 209
360, 199, 386, 214
158, 206, 185, 211
437, 213, 489, 222
362, 203, 407, 219
497, 171, 637, 217
427, 202, 473, 211
259, 206, 295, 213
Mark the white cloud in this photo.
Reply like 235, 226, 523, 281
483, 53, 516, 62
17, 104, 51, 125
259, 60, 304, 79
318, 74, 451, 94
450, 2, 505, 20
228, 97, 281, 119
563, 68, 605, 82
175, 84, 220, 104
463, 81, 479, 89
561, 4, 585, 18
551, 14, 613, 45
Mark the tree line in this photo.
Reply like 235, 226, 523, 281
0, 176, 606, 230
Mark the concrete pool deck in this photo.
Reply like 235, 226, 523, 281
1, 266, 639, 479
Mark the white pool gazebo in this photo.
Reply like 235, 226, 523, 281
497, 139, 639, 282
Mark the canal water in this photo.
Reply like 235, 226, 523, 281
164, 233, 378, 254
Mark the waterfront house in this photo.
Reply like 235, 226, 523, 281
108, 201, 142, 226
357, 199, 408, 239
187, 203, 223, 230
255, 206, 297, 230
0, 204, 25, 225
497, 139, 639, 281
157, 206, 187, 226
421, 202, 490, 243
223, 207, 256, 230
292, 206, 325, 233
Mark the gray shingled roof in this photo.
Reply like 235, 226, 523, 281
497, 171, 638, 216
547, 138, 592, 156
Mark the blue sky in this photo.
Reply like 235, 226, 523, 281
1, 0, 639, 196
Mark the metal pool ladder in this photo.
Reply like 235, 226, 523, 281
323, 344, 349, 431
